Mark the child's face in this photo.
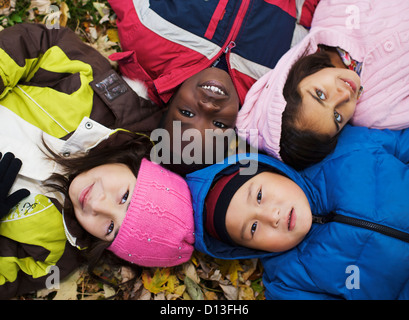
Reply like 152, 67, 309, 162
225, 171, 312, 252
297, 67, 361, 138
69, 163, 136, 241
163, 68, 239, 163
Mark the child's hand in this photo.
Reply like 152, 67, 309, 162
0, 152, 30, 219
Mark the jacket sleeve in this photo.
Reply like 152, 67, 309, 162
0, 23, 76, 98
0, 194, 81, 298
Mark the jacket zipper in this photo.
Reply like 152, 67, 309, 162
211, 0, 249, 68
313, 211, 409, 243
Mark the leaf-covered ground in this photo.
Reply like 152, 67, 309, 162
2, 0, 266, 300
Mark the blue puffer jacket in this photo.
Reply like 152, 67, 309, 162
185, 125, 409, 299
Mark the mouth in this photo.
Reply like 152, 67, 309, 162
200, 80, 227, 97
287, 208, 296, 231
79, 183, 94, 209
340, 78, 357, 95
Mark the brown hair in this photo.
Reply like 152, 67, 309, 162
44, 131, 153, 278
280, 49, 341, 170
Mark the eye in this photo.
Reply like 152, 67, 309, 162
251, 222, 258, 236
334, 111, 342, 123
257, 189, 262, 204
121, 191, 129, 204
213, 121, 227, 129
107, 221, 114, 235
316, 89, 326, 100
179, 109, 194, 118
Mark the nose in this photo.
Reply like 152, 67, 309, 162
198, 96, 221, 113
88, 193, 114, 217
261, 207, 280, 228
332, 85, 351, 105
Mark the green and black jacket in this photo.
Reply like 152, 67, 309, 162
0, 23, 163, 299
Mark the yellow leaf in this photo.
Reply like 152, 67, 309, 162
174, 285, 186, 297
190, 254, 198, 267
142, 268, 170, 294
241, 259, 258, 282
165, 275, 179, 293
59, 2, 69, 27
227, 260, 244, 286
106, 29, 119, 43
215, 258, 232, 276
239, 285, 255, 300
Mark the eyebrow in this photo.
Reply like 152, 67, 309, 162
308, 91, 340, 132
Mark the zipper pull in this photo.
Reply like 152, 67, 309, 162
212, 57, 221, 67
224, 41, 236, 53
312, 211, 337, 224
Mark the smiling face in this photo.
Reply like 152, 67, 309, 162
69, 163, 136, 241
297, 67, 361, 138
162, 68, 239, 164
225, 171, 312, 252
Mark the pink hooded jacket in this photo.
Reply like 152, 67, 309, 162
236, 0, 409, 160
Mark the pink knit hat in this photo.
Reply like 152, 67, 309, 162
236, 28, 353, 160
108, 158, 195, 267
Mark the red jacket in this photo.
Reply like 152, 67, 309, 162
109, 0, 319, 105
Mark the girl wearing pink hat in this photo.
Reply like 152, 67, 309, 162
237, 0, 409, 170
0, 131, 195, 299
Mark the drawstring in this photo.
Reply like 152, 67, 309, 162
16, 85, 70, 134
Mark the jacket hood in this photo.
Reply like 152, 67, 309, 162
236, 27, 359, 160
185, 153, 317, 260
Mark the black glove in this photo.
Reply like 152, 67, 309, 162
0, 152, 30, 219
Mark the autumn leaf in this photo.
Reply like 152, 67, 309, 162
184, 276, 204, 300
142, 268, 171, 294
239, 285, 255, 300
219, 283, 238, 300
106, 28, 119, 43
217, 259, 244, 286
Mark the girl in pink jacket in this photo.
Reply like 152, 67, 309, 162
236, 0, 409, 169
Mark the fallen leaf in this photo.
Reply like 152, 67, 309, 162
219, 283, 238, 300
226, 260, 244, 286
239, 285, 255, 300
183, 261, 200, 283
142, 268, 170, 294
103, 284, 116, 298
53, 269, 80, 300
184, 276, 204, 300
106, 28, 119, 43
241, 259, 258, 282
204, 291, 218, 300
59, 2, 69, 27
